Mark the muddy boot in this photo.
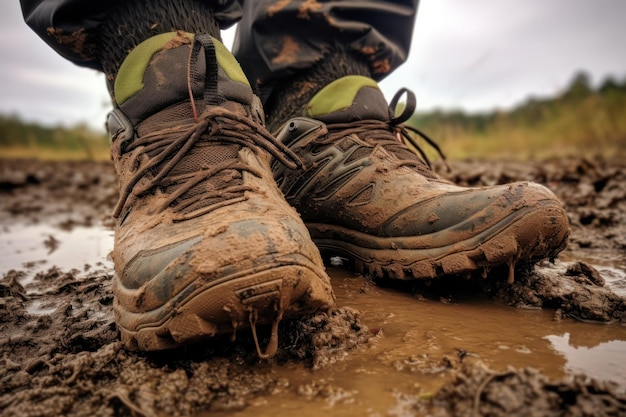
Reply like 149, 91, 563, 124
106, 32, 334, 356
271, 76, 570, 281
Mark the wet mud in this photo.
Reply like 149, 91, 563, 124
1, 157, 626, 416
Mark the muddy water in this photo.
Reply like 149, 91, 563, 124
215, 265, 626, 417
0, 223, 114, 274
2, 222, 625, 416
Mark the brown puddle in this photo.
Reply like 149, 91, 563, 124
208, 264, 626, 417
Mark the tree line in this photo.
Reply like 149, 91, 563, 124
408, 71, 626, 159
1, 71, 624, 160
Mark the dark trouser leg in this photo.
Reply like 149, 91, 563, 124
98, 0, 221, 90
233, 0, 420, 130
19, 0, 243, 72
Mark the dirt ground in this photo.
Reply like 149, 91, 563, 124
1, 156, 625, 417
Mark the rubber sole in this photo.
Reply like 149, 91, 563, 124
114, 262, 333, 353
307, 201, 570, 281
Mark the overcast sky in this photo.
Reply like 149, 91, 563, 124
1, 0, 625, 131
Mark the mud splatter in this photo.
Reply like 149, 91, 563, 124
43, 234, 60, 254
372, 58, 392, 75
46, 27, 96, 60
497, 261, 626, 323
271, 36, 300, 66
298, 0, 322, 20
267, 0, 292, 17
163, 31, 192, 50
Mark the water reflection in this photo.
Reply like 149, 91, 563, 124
546, 333, 626, 390
0, 223, 114, 275
600, 266, 626, 297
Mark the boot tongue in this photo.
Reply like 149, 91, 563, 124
303, 76, 390, 124
114, 32, 253, 126
109, 32, 259, 219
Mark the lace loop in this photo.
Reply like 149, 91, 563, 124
322, 88, 449, 172
389, 88, 417, 124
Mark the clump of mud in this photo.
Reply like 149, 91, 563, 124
382, 351, 626, 417
0, 266, 371, 417
493, 261, 626, 323
381, 258, 626, 327
420, 360, 626, 417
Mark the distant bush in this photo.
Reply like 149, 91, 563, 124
0, 115, 110, 160
408, 71, 626, 160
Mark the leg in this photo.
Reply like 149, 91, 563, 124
20, 0, 244, 71
234, 0, 419, 130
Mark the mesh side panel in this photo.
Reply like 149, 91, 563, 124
387, 145, 421, 161
168, 169, 242, 200
183, 196, 223, 213
412, 164, 439, 179
336, 138, 355, 151
169, 144, 239, 176
170, 146, 242, 204
137, 103, 196, 136
386, 144, 438, 179
137, 101, 245, 210
344, 146, 372, 164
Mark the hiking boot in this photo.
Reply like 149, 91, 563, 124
107, 32, 334, 356
272, 76, 570, 281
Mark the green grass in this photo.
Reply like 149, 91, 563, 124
0, 115, 111, 161
407, 72, 626, 161
0, 145, 111, 161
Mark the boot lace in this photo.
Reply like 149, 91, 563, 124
322, 88, 448, 176
113, 108, 302, 222
113, 35, 302, 222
